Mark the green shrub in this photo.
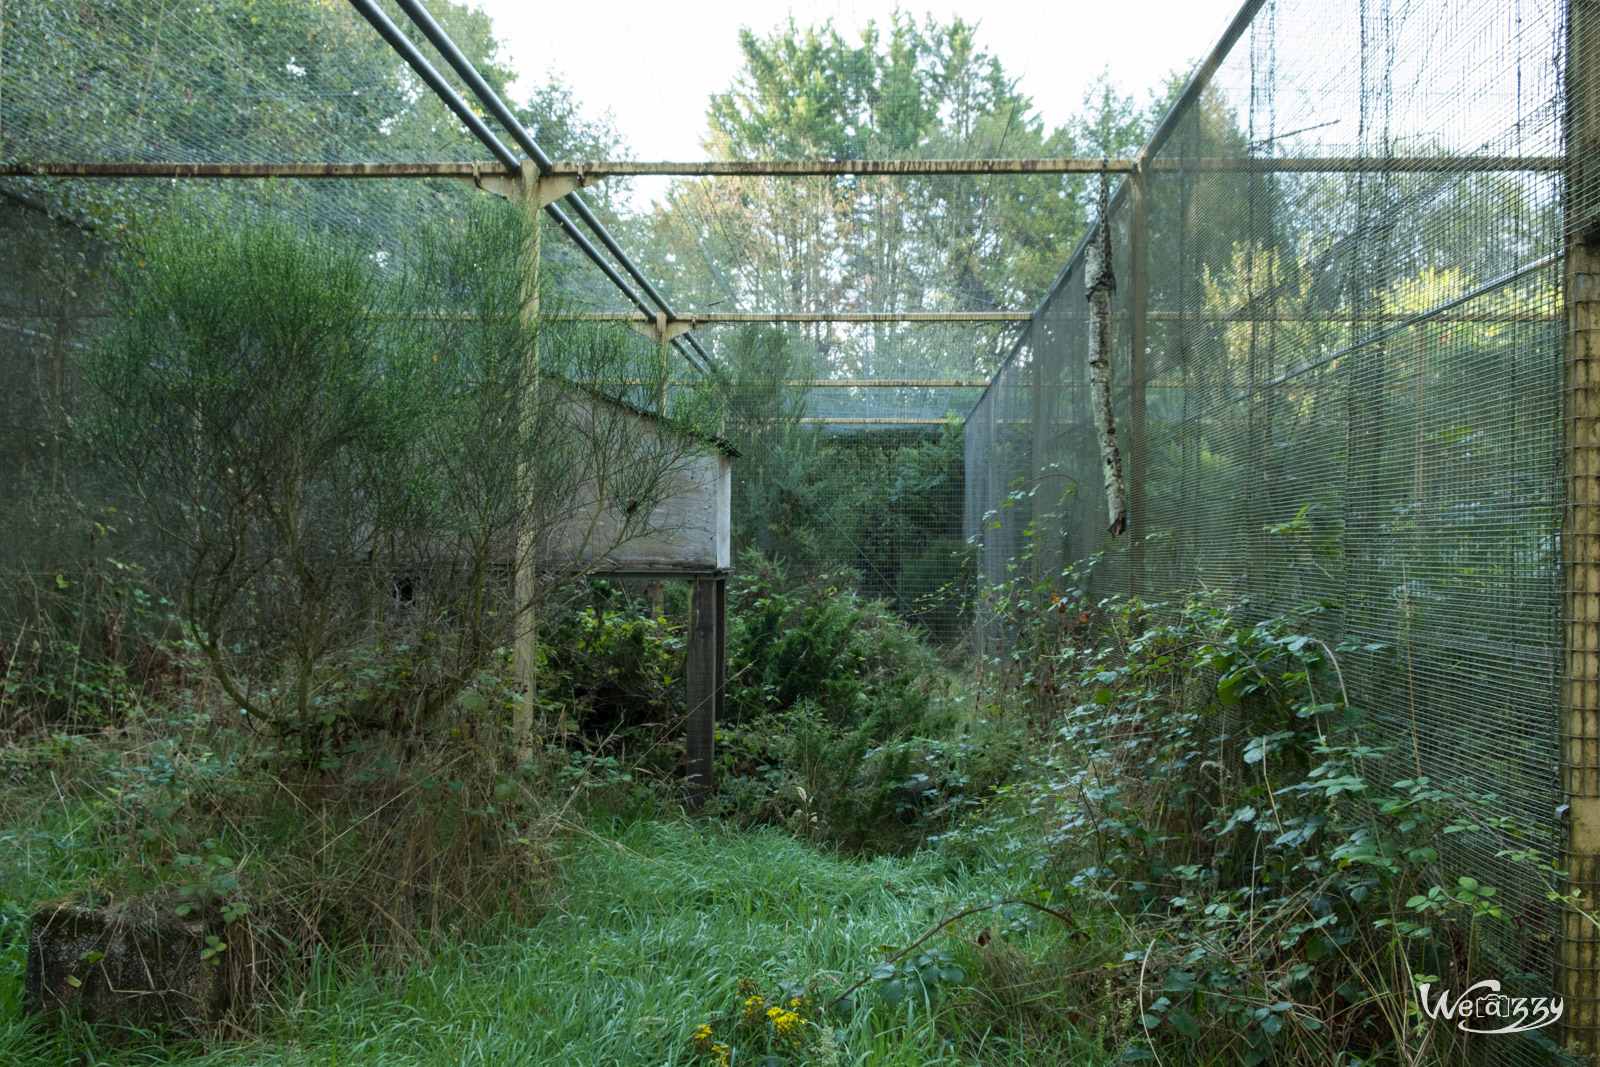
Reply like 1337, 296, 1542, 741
712, 551, 1012, 850
539, 592, 684, 748
943, 576, 1564, 1065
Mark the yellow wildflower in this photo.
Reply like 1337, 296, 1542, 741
691, 1023, 714, 1052
770, 1007, 804, 1042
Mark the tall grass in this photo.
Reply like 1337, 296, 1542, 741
2, 810, 1111, 1066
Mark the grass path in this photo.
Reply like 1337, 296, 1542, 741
3, 816, 1108, 1066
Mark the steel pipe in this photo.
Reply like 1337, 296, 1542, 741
0, 161, 508, 178
798, 418, 959, 425
388, 0, 714, 374
0, 155, 1560, 181
544, 156, 1559, 176
345, 0, 660, 327
547, 158, 1137, 176
346, 0, 519, 172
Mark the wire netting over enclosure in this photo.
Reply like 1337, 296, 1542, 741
966, 0, 1568, 1039
8, 0, 1600, 1050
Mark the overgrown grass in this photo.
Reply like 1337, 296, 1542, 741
2, 812, 1113, 1066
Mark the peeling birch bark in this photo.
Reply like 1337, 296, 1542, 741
1085, 212, 1128, 536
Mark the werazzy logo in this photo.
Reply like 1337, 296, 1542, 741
1416, 980, 1563, 1035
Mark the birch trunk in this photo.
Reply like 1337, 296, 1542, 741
1086, 237, 1128, 536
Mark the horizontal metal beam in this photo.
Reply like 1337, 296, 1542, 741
1147, 155, 1563, 173
658, 379, 989, 388
548, 159, 1136, 176
0, 161, 507, 179
409, 307, 1554, 326
1142, 310, 1558, 322
784, 379, 989, 387
495, 378, 983, 389
799, 417, 957, 425
568, 310, 1030, 324
549, 157, 1563, 176
0, 155, 1562, 181
397, 310, 1029, 324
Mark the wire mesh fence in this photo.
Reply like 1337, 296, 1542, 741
3, 0, 1593, 1038
965, 0, 1568, 1040
0, 0, 1033, 648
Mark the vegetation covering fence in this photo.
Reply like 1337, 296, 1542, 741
6, 0, 1600, 1058
964, 0, 1575, 1049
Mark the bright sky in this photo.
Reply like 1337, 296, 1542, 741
469, 0, 1247, 160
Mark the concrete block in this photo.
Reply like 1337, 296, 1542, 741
24, 897, 225, 1030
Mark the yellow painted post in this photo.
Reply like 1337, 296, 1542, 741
513, 160, 543, 765
1564, 1, 1600, 1056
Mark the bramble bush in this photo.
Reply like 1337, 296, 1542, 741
937, 559, 1566, 1065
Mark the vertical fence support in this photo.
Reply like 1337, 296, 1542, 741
715, 576, 726, 767
655, 310, 671, 414
1031, 319, 1052, 582
513, 161, 543, 766
1127, 167, 1150, 597
1565, 1, 1600, 1055
685, 576, 723, 806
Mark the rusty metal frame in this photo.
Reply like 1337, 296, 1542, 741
0, 155, 1562, 180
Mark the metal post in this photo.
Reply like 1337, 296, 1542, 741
1030, 315, 1063, 582
656, 311, 671, 413
1564, 0, 1600, 1054
1128, 169, 1150, 596
513, 163, 543, 765
1031, 319, 1047, 583
685, 577, 719, 806
715, 575, 726, 763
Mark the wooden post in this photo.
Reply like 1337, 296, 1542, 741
1564, 0, 1600, 1054
684, 576, 721, 805
1127, 169, 1150, 597
513, 161, 543, 765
